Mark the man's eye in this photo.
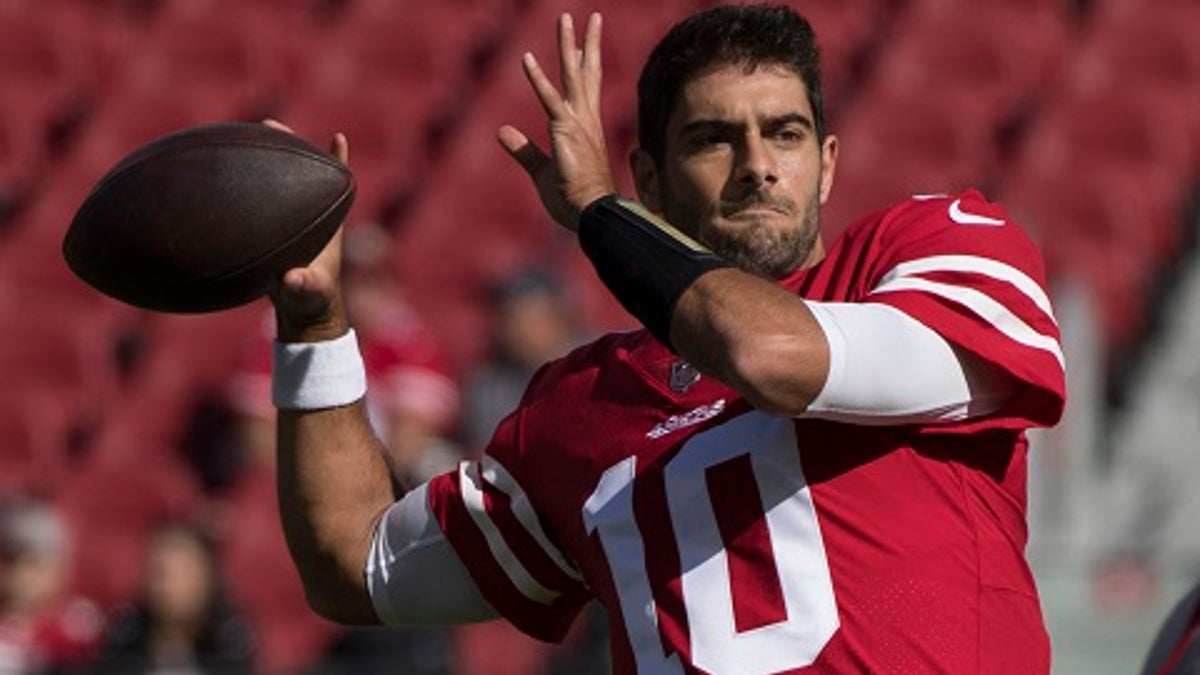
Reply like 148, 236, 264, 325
689, 133, 726, 148
775, 128, 805, 143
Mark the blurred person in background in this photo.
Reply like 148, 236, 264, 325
341, 221, 462, 485
1090, 258, 1200, 613
457, 268, 606, 675
460, 267, 585, 454
0, 499, 102, 675
1090, 358, 1200, 612
1139, 579, 1200, 675
90, 522, 252, 675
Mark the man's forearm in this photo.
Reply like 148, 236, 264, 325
670, 267, 830, 416
277, 400, 397, 625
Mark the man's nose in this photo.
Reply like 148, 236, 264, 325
734, 134, 778, 187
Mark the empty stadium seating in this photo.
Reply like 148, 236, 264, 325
112, 0, 306, 120
0, 5, 104, 142
280, 87, 432, 223
872, 0, 1068, 135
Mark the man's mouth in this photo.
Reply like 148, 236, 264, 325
723, 200, 789, 219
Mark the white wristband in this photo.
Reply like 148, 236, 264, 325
272, 329, 368, 410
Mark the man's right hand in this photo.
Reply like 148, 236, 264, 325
264, 119, 352, 343
498, 13, 615, 232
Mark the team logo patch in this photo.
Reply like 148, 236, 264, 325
669, 360, 701, 393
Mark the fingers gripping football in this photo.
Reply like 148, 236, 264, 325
266, 119, 353, 342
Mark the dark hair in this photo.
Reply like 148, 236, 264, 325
636, 3, 826, 162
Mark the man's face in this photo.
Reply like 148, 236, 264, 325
634, 63, 837, 278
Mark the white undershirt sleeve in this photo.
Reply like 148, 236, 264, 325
801, 302, 1015, 425
365, 483, 499, 626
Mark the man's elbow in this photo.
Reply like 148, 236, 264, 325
727, 338, 824, 417
303, 582, 381, 625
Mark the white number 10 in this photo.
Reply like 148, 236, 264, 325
584, 412, 839, 675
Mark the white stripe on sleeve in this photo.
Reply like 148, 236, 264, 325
459, 461, 561, 604
870, 275, 1065, 369
480, 456, 584, 582
878, 255, 1056, 318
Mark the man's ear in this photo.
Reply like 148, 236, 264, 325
630, 148, 662, 213
818, 134, 838, 206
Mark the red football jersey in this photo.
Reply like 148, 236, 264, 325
427, 191, 1066, 674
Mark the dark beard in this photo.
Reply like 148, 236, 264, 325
702, 193, 821, 279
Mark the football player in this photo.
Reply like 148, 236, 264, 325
267, 5, 1066, 673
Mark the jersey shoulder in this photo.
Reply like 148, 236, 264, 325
840, 190, 1023, 241
833, 190, 1046, 279
521, 330, 649, 402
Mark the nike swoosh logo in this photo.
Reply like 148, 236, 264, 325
948, 198, 1005, 226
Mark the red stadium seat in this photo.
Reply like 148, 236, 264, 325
390, 157, 553, 370
0, 391, 70, 498
37, 0, 161, 20
822, 89, 998, 239
0, 309, 116, 416
787, 0, 888, 112
0, 405, 43, 495
113, 1, 302, 120
554, 244, 638, 336
1068, 9, 1200, 168
0, 101, 50, 225
306, 0, 498, 118
285, 0, 511, 221
0, 4, 103, 145
1078, 6, 1200, 92
383, 1, 609, 368
280, 87, 430, 223
62, 87, 248, 187
1093, 0, 1200, 31
576, 0, 699, 111
871, 0, 1068, 135
1008, 84, 1194, 260
0, 164, 141, 328
1001, 169, 1161, 356
0, 195, 142, 446
138, 302, 268, 394
346, 0, 500, 31
456, 621, 558, 675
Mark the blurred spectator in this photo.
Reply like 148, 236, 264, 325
455, 269, 604, 675
1091, 259, 1200, 612
1139, 578, 1200, 675
0, 498, 102, 675
1090, 373, 1200, 611
460, 268, 585, 453
90, 522, 252, 675
342, 221, 462, 485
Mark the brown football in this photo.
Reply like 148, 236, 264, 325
63, 122, 355, 313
